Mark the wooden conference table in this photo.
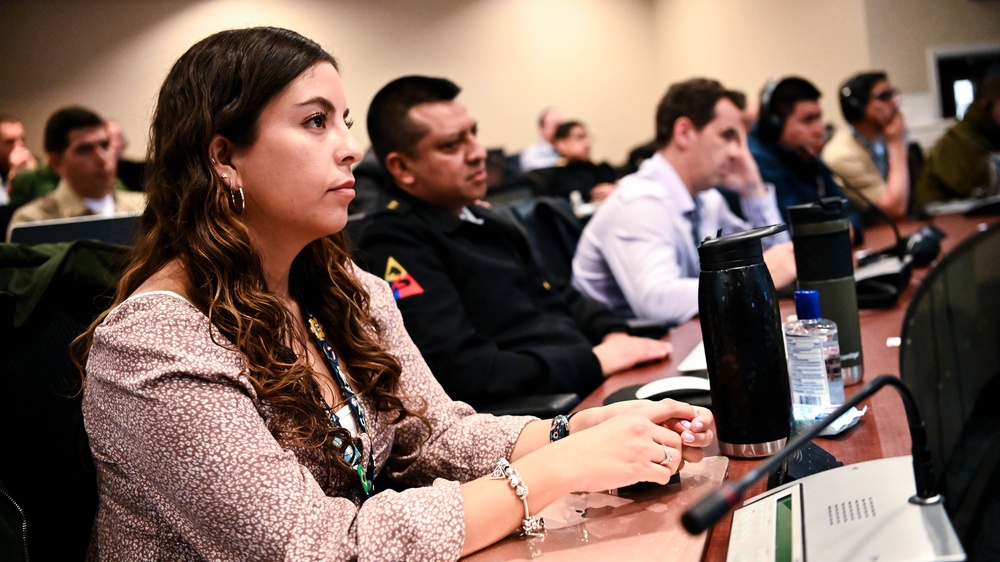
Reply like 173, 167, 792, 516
568, 211, 1000, 561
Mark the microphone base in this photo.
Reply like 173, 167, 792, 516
855, 253, 913, 287
728, 455, 964, 561
719, 437, 786, 458
910, 493, 945, 506
767, 441, 844, 490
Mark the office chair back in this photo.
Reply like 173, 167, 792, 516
899, 221, 1000, 558
496, 196, 583, 291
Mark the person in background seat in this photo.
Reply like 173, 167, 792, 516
9, 107, 144, 224
531, 120, 619, 204
572, 78, 796, 326
823, 71, 910, 219
748, 76, 864, 242
519, 107, 564, 172
0, 114, 38, 205
914, 72, 1000, 214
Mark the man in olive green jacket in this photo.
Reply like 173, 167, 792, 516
914, 74, 1000, 215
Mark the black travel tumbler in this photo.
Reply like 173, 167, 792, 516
788, 198, 863, 385
698, 224, 792, 458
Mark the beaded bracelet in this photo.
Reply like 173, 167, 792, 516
549, 415, 569, 442
549, 412, 578, 442
491, 458, 545, 537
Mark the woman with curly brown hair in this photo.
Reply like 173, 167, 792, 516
76, 26, 715, 561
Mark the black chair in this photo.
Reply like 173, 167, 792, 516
349, 148, 393, 217
503, 152, 524, 185
495, 196, 583, 291
483, 179, 536, 208
0, 204, 20, 242
477, 393, 581, 418
0, 241, 130, 561
521, 167, 562, 198
906, 141, 926, 219
494, 196, 674, 338
899, 221, 1000, 560
620, 139, 657, 177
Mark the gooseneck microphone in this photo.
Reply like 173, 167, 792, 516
681, 374, 939, 535
832, 166, 943, 268
828, 164, 906, 261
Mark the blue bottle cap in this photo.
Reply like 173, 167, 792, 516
794, 290, 821, 320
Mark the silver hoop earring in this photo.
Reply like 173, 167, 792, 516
228, 186, 245, 215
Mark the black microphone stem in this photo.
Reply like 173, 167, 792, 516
681, 374, 939, 535
831, 168, 906, 259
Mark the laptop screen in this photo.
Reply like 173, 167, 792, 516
6, 213, 142, 246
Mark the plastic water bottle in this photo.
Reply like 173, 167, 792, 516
783, 289, 845, 406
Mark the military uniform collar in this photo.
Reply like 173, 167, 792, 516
380, 184, 479, 234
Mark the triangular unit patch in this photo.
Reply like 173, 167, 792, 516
384, 256, 425, 300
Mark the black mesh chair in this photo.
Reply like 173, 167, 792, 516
494, 197, 673, 339
0, 204, 20, 242
495, 196, 583, 291
899, 221, 1000, 560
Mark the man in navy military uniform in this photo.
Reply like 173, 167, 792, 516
354, 75, 671, 410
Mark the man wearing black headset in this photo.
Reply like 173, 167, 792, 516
748, 77, 864, 243
823, 72, 910, 220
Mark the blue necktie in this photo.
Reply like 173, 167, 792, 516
688, 198, 702, 250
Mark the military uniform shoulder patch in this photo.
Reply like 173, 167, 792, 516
384, 256, 424, 300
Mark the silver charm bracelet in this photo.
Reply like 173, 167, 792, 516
491, 458, 545, 537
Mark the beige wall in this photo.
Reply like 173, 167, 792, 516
2, 0, 999, 166
866, 0, 1000, 94
652, 0, 872, 128
0, 0, 659, 164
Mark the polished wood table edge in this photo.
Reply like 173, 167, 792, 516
462, 457, 730, 561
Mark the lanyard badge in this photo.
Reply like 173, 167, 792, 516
308, 309, 375, 498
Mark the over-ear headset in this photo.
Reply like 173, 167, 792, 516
856, 278, 901, 309
839, 72, 889, 124
757, 77, 786, 144
904, 225, 944, 267
854, 225, 944, 309
839, 77, 867, 123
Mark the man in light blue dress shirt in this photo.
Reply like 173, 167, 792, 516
572, 78, 796, 326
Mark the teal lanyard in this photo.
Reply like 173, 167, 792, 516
305, 309, 374, 498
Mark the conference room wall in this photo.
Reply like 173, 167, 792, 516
866, 0, 1000, 96
653, 0, 1000, 136
0, 0, 659, 166
2, 0, 998, 167
653, 0, 871, 132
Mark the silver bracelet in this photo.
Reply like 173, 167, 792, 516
491, 458, 545, 537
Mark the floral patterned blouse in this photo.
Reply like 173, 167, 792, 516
83, 264, 533, 561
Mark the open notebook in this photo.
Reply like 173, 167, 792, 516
677, 340, 708, 375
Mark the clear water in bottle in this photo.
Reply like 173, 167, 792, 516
784, 290, 845, 406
